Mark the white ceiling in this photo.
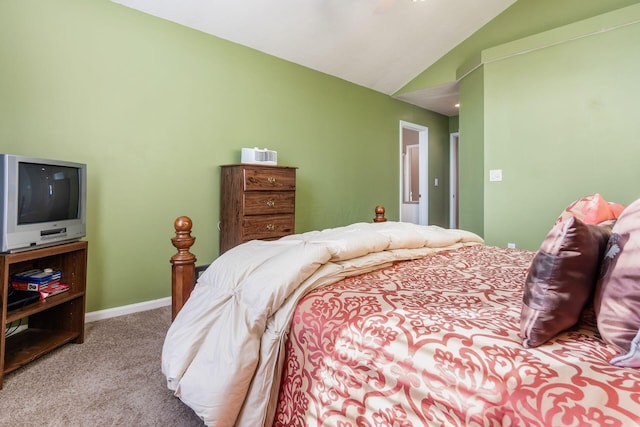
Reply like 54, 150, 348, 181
111, 0, 515, 116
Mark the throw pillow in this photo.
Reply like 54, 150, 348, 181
558, 193, 625, 225
594, 197, 640, 367
520, 216, 611, 348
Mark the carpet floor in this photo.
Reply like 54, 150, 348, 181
0, 306, 204, 426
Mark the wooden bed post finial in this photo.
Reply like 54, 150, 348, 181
373, 205, 387, 222
171, 216, 197, 320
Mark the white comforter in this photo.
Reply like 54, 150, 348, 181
161, 221, 483, 426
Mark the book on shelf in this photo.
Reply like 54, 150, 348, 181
11, 268, 62, 284
38, 283, 70, 299
13, 281, 70, 299
11, 268, 69, 300
12, 279, 61, 292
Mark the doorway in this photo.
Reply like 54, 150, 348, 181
399, 121, 428, 225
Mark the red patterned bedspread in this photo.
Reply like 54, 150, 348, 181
274, 246, 640, 427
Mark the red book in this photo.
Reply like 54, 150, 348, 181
12, 279, 61, 292
39, 283, 70, 299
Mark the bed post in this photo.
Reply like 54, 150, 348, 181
373, 205, 387, 222
170, 216, 197, 320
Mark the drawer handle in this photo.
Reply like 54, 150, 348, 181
266, 223, 275, 231
267, 176, 276, 184
266, 200, 275, 208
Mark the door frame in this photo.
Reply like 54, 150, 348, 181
399, 121, 428, 225
449, 132, 459, 228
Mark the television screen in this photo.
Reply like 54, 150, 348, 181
18, 162, 81, 225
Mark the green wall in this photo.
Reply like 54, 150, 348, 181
448, 116, 459, 134
398, 0, 640, 249
482, 5, 640, 249
458, 69, 484, 236
397, 0, 640, 94
0, 0, 448, 312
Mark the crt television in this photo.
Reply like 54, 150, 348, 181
0, 154, 87, 253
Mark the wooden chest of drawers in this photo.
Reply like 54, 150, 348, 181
219, 164, 296, 254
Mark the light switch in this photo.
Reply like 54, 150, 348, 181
489, 169, 503, 182
434, 178, 439, 187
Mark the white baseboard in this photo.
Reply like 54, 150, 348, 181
85, 296, 171, 323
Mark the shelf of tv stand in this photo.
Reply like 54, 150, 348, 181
0, 240, 88, 389
3, 328, 80, 375
5, 290, 85, 324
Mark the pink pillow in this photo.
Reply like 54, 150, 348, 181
520, 216, 611, 348
594, 198, 640, 367
558, 193, 625, 225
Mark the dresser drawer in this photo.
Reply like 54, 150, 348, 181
243, 192, 295, 215
241, 214, 294, 241
242, 167, 296, 191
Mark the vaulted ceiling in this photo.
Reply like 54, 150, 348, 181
111, 0, 516, 116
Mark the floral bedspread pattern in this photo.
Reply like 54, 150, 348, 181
275, 246, 640, 427
162, 221, 483, 426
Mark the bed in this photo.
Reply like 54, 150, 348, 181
163, 204, 640, 427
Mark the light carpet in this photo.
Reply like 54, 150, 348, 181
0, 306, 203, 426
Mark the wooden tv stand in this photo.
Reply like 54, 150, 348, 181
0, 241, 88, 388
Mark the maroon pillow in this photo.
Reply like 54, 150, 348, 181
520, 216, 611, 348
594, 198, 640, 366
